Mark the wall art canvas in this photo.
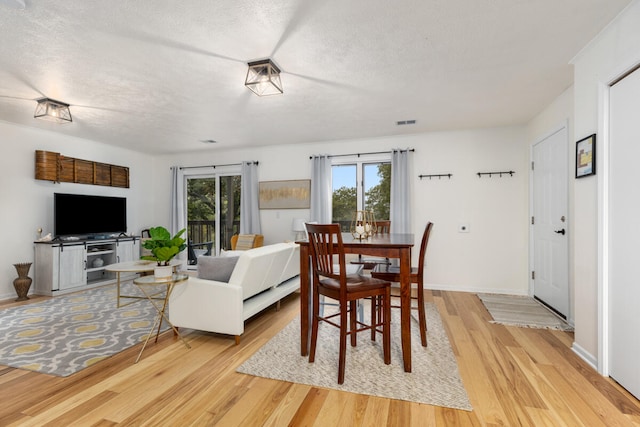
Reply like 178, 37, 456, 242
259, 180, 311, 209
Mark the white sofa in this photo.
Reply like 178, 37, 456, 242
169, 242, 300, 343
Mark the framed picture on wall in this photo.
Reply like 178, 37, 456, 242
259, 179, 311, 209
576, 133, 596, 178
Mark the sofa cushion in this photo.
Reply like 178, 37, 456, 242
220, 249, 244, 257
229, 243, 298, 300
276, 242, 300, 285
197, 255, 239, 282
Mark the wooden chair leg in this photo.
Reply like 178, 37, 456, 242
235, 335, 240, 345
374, 295, 384, 341
417, 283, 427, 347
309, 290, 321, 363
383, 289, 391, 364
369, 297, 376, 341
338, 304, 348, 384
350, 300, 357, 347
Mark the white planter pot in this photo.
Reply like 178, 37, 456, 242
154, 265, 173, 279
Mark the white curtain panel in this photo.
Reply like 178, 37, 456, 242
170, 166, 187, 261
310, 154, 332, 223
240, 161, 261, 234
170, 166, 186, 236
390, 149, 412, 234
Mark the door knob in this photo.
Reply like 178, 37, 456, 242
554, 229, 566, 235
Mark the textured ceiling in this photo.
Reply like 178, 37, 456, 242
0, 0, 632, 154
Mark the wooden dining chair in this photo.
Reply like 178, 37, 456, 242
304, 222, 365, 321
350, 220, 392, 269
370, 222, 433, 347
306, 223, 392, 384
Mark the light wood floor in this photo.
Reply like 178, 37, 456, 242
1, 290, 639, 426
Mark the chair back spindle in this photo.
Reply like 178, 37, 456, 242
306, 224, 347, 296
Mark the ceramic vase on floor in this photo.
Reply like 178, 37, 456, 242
13, 262, 33, 301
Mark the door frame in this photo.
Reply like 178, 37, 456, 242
529, 120, 571, 319
597, 61, 640, 376
597, 80, 611, 377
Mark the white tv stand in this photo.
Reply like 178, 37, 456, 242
34, 236, 140, 296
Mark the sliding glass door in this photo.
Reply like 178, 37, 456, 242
186, 173, 241, 265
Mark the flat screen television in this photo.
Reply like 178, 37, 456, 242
54, 193, 127, 238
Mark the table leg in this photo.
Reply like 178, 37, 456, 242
136, 307, 161, 363
155, 288, 170, 343
116, 272, 122, 308
399, 247, 412, 372
153, 284, 191, 348
299, 244, 310, 356
134, 282, 191, 363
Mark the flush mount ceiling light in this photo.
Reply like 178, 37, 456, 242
245, 59, 283, 96
34, 98, 72, 123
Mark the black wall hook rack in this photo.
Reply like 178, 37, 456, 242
477, 170, 515, 178
419, 173, 452, 180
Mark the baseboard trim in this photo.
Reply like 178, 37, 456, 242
571, 342, 598, 371
0, 291, 32, 302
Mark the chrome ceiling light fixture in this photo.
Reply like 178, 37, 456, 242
245, 59, 283, 96
34, 98, 72, 123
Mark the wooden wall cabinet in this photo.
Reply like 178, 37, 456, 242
35, 150, 130, 188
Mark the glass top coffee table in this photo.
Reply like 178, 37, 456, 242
133, 273, 190, 363
106, 259, 181, 307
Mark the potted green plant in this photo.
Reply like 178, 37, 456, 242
140, 226, 186, 278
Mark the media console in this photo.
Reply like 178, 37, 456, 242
34, 236, 140, 296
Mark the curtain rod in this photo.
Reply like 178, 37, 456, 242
309, 148, 414, 159
177, 161, 259, 170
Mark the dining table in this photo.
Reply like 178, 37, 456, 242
297, 232, 415, 372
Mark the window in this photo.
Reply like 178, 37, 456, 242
185, 171, 241, 265
331, 156, 391, 229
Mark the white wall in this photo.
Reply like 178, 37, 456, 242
155, 126, 530, 294
0, 120, 155, 300
570, 0, 640, 362
0, 109, 531, 300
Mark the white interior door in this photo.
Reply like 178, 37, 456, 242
608, 66, 640, 399
532, 126, 569, 317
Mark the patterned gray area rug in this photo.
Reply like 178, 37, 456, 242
237, 303, 472, 411
0, 282, 169, 376
478, 293, 573, 331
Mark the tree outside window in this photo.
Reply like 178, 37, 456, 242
332, 162, 390, 229
186, 175, 241, 263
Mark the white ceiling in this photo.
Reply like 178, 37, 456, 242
0, 0, 632, 154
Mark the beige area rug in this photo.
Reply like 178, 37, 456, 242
478, 293, 573, 331
237, 303, 472, 411
0, 283, 169, 376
